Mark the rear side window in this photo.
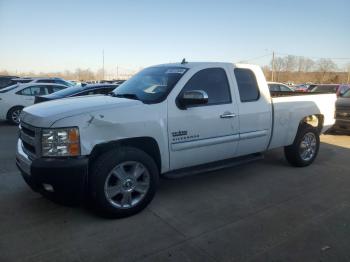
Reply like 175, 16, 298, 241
181, 68, 231, 105
50, 85, 65, 93
234, 68, 260, 102
30, 86, 45, 95
17, 86, 49, 96
268, 84, 280, 92
280, 85, 291, 91
18, 87, 32, 95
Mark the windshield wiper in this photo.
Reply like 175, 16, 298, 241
112, 93, 140, 101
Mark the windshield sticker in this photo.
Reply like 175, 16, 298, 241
165, 69, 186, 74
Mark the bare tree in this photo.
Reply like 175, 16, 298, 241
75, 68, 95, 81
304, 58, 315, 72
317, 58, 337, 72
345, 63, 350, 83
270, 57, 285, 81
283, 55, 297, 72
317, 59, 337, 83
297, 57, 306, 72
297, 57, 315, 72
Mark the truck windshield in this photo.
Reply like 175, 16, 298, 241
112, 66, 188, 103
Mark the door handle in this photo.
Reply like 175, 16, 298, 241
220, 112, 236, 118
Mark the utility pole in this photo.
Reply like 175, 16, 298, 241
102, 49, 105, 80
116, 65, 119, 80
271, 51, 275, 82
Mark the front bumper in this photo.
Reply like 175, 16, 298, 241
16, 139, 89, 204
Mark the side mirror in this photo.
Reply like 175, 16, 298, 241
178, 90, 208, 109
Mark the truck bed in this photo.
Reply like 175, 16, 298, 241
269, 92, 336, 149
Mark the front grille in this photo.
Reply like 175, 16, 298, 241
22, 140, 36, 154
21, 125, 35, 137
20, 121, 40, 159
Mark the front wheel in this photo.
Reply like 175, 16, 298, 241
89, 147, 159, 218
284, 124, 320, 167
7, 106, 23, 125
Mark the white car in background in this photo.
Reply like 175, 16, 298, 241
0, 83, 68, 124
14, 77, 75, 87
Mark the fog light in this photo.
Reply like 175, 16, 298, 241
43, 183, 54, 192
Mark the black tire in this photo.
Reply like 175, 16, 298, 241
7, 106, 23, 125
89, 146, 159, 218
284, 123, 320, 167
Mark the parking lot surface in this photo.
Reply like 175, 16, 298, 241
1, 120, 350, 262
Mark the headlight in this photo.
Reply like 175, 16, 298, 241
42, 127, 80, 157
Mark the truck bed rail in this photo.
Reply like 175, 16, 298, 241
270, 91, 334, 98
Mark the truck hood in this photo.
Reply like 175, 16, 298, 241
21, 95, 142, 127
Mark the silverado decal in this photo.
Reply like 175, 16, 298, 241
171, 130, 188, 137
171, 130, 200, 142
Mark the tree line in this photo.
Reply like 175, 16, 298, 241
0, 68, 135, 81
264, 55, 350, 84
1, 56, 349, 83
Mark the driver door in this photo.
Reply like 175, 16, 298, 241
167, 67, 239, 170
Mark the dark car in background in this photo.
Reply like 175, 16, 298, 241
311, 84, 350, 96
332, 89, 350, 133
0, 76, 19, 89
100, 79, 126, 85
34, 83, 118, 103
267, 82, 294, 92
294, 84, 317, 92
12, 78, 34, 84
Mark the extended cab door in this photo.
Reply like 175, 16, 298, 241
167, 66, 239, 170
230, 66, 272, 156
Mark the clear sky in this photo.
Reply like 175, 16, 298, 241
0, 0, 349, 74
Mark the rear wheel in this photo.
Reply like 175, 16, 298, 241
7, 106, 23, 125
284, 124, 320, 167
89, 147, 159, 218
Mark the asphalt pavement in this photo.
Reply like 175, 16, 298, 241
1, 120, 350, 262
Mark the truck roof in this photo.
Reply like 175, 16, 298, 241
153, 62, 258, 71
154, 62, 233, 68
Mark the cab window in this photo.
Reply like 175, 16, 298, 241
180, 68, 231, 105
234, 68, 260, 102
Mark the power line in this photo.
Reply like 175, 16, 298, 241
275, 52, 350, 60
237, 53, 272, 63
238, 52, 350, 64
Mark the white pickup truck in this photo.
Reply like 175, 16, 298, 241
16, 62, 336, 218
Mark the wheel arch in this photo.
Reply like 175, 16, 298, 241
89, 137, 162, 173
299, 114, 324, 134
